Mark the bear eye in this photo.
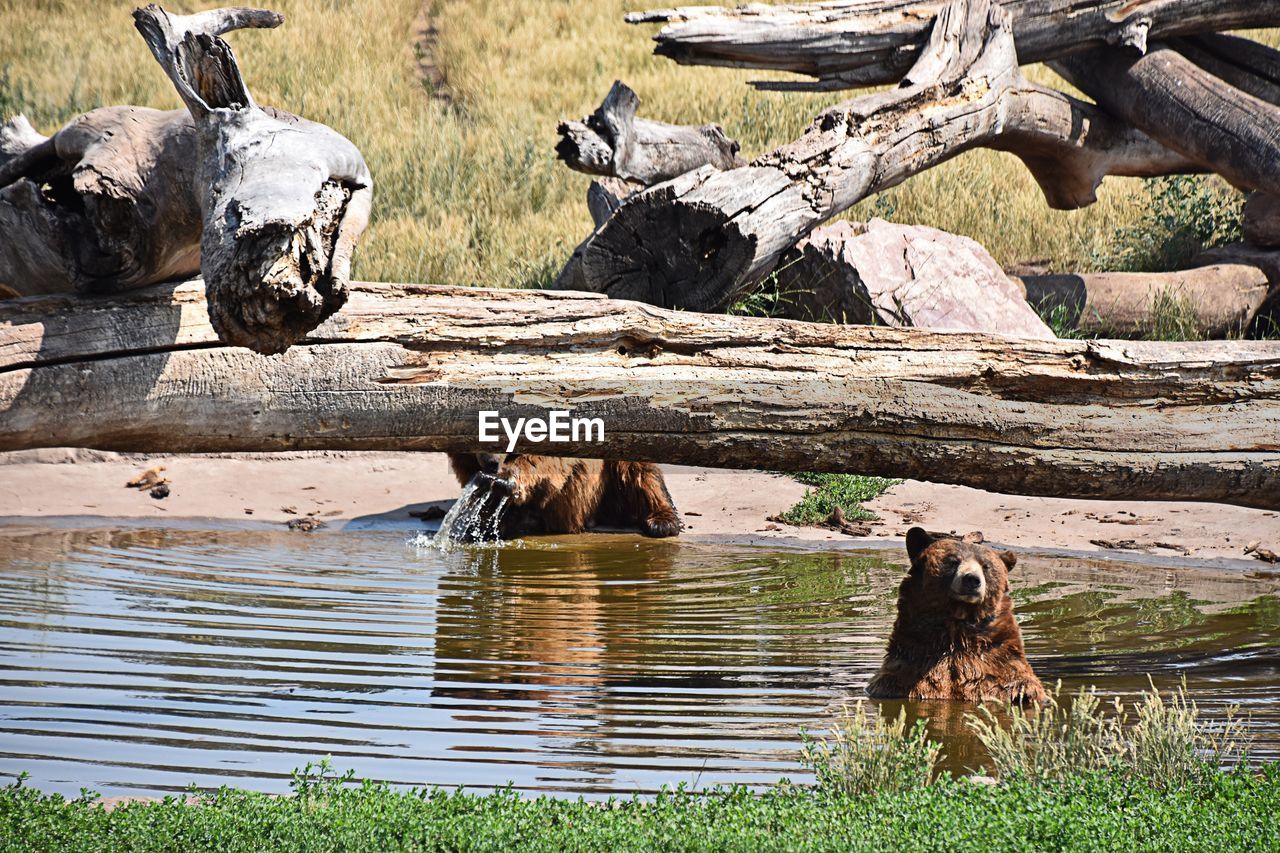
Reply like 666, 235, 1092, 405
941, 555, 960, 573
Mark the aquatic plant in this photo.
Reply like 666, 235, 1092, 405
967, 679, 1248, 785
799, 701, 942, 796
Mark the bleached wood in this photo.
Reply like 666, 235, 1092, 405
556, 81, 743, 185
132, 4, 373, 355
1, 280, 1278, 510
572, 0, 1196, 311
0, 108, 203, 296
1051, 45, 1280, 197
629, 0, 1280, 91
1016, 264, 1274, 338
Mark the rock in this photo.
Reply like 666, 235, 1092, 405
774, 220, 1055, 339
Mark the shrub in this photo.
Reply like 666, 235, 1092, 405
1100, 175, 1244, 273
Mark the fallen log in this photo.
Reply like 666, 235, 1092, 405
1016, 264, 1273, 338
1051, 45, 1280, 196
2, 280, 1278, 510
1245, 193, 1280, 248
556, 81, 743, 185
629, 0, 1280, 90
1170, 34, 1280, 107
0, 6, 374, 356
571, 0, 1196, 311
132, 4, 373, 355
0, 108, 203, 297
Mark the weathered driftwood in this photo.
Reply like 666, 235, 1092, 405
1170, 34, 1280, 107
2, 280, 1278, 509
1051, 46, 1280, 197
773, 220, 1055, 338
628, 0, 1280, 91
1016, 264, 1273, 338
0, 108, 202, 297
569, 0, 1196, 311
1245, 193, 1280, 248
132, 4, 373, 354
556, 81, 743, 185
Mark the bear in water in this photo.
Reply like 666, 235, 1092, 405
447, 453, 681, 540
866, 527, 1045, 704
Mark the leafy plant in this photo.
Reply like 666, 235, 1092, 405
1098, 175, 1244, 273
777, 473, 900, 525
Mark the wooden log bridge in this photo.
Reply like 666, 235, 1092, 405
2, 281, 1278, 510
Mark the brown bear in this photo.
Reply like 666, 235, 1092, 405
866, 527, 1045, 704
447, 452, 682, 540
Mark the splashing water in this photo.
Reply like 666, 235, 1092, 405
414, 477, 512, 551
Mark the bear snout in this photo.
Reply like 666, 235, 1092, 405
476, 471, 516, 497
949, 559, 987, 603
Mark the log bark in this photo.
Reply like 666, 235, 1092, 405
1016, 264, 1274, 338
1245, 193, 1280, 248
1170, 34, 1280, 107
132, 4, 373, 355
1051, 46, 1280, 196
2, 280, 1278, 510
628, 0, 1280, 91
556, 81, 743, 185
571, 0, 1196, 311
0, 108, 203, 297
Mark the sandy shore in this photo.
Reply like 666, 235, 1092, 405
1, 449, 1277, 568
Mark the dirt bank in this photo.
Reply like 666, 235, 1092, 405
1, 449, 1277, 568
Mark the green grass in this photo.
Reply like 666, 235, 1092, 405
2, 683, 1267, 849
4, 765, 1278, 852
777, 473, 901, 526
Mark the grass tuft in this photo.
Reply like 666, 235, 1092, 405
800, 701, 941, 796
967, 679, 1249, 786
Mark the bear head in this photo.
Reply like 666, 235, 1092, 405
904, 526, 1017, 616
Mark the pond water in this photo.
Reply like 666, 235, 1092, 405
1, 524, 1278, 798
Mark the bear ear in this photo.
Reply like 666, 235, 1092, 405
999, 549, 1018, 571
905, 527, 936, 562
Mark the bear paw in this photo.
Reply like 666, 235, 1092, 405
642, 511, 682, 538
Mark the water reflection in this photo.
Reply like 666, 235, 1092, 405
0, 526, 1276, 798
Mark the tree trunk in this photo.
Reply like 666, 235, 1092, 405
0, 6, 374, 356
628, 0, 1280, 91
556, 81, 743, 185
130, 4, 373, 356
2, 280, 1278, 510
1016, 264, 1274, 338
1170, 34, 1280, 107
1051, 45, 1280, 196
572, 0, 1195, 312
0, 109, 203, 297
1245, 193, 1280, 248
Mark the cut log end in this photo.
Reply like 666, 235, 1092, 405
581, 189, 757, 310
206, 180, 351, 355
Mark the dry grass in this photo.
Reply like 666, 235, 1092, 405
967, 679, 1250, 785
0, 1, 1274, 288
